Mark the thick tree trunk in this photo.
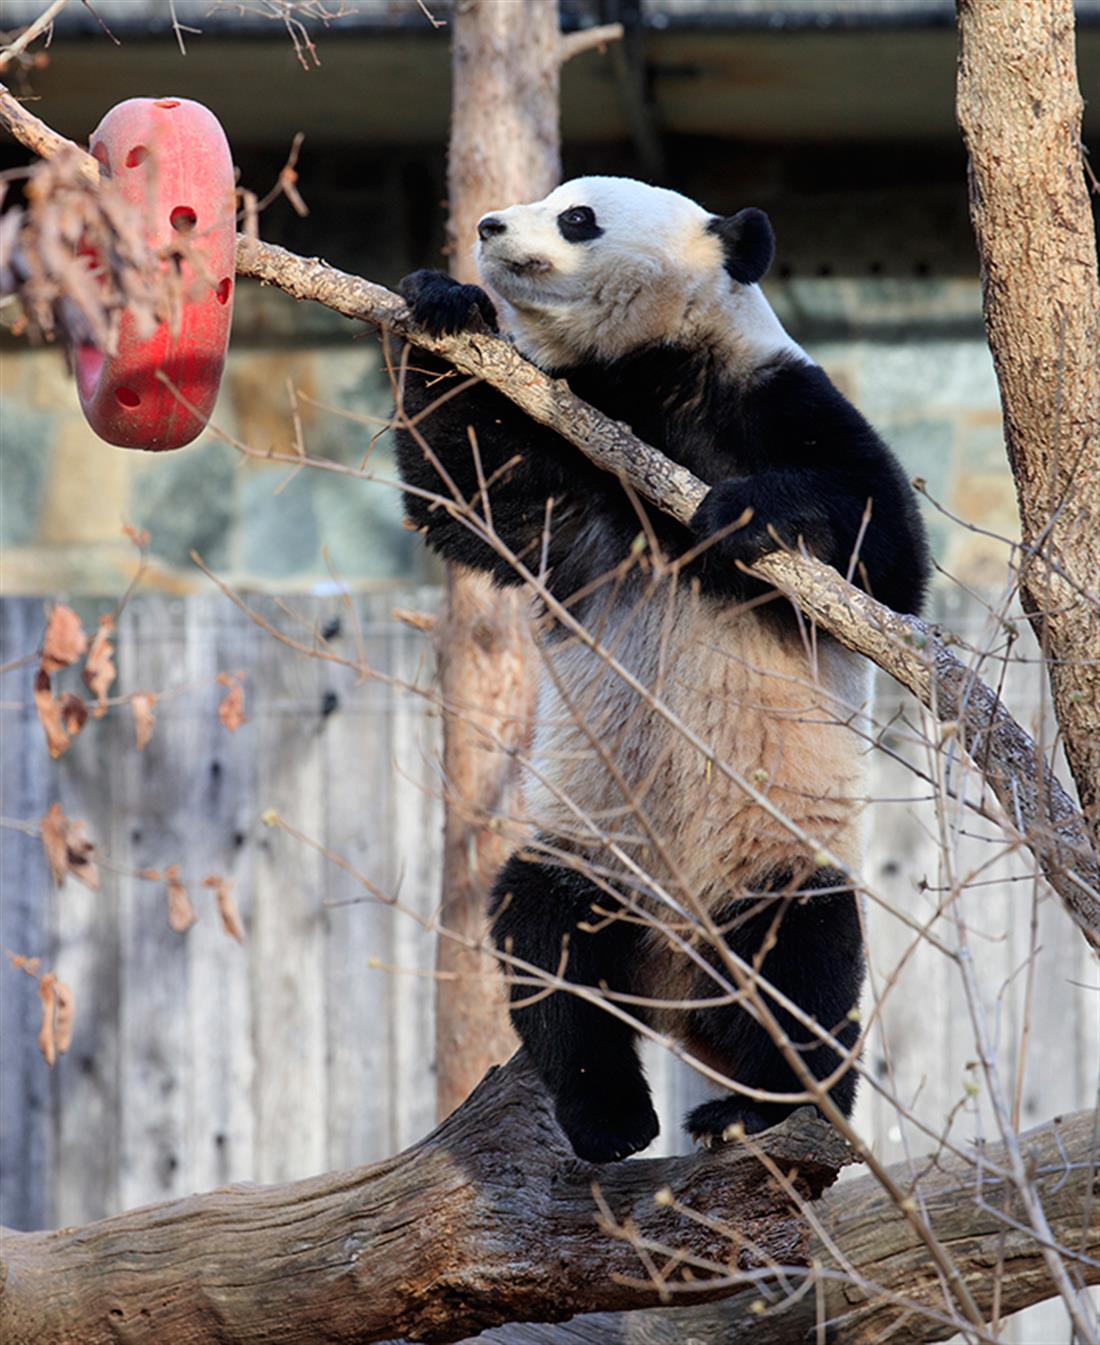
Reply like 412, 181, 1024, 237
433, 0, 562, 1121
956, 0, 1100, 841
2, 1054, 1095, 1345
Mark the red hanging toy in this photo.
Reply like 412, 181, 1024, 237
77, 98, 235, 452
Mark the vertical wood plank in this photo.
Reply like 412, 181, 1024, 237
0, 599, 55, 1230
113, 597, 194, 1212
184, 595, 257, 1194
45, 598, 124, 1228
249, 595, 327, 1182
388, 587, 443, 1146
321, 594, 396, 1168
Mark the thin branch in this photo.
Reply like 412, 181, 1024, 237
0, 0, 68, 73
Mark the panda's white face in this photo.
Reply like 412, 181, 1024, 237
474, 176, 803, 372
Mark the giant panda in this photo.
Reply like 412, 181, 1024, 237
394, 176, 929, 1163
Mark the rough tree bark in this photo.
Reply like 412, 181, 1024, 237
433, 0, 562, 1121
2, 1054, 1096, 1345
956, 0, 1100, 843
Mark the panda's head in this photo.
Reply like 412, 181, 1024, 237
475, 176, 797, 371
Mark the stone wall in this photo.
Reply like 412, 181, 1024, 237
1, 274, 1013, 598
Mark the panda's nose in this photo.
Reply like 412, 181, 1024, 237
477, 216, 507, 241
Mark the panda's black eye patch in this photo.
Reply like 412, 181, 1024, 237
557, 205, 603, 243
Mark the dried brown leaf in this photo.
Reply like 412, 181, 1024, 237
41, 604, 87, 673
131, 692, 157, 750
165, 865, 197, 933
60, 692, 88, 736
83, 615, 117, 717
34, 669, 71, 759
5, 952, 41, 977
65, 817, 99, 891
39, 803, 99, 890
40, 803, 68, 886
216, 673, 245, 733
37, 973, 58, 1066
203, 874, 245, 943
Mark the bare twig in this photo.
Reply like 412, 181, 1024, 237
560, 22, 624, 64
0, 0, 68, 72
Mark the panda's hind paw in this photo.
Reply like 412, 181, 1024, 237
686, 1098, 777, 1148
555, 1089, 660, 1164
398, 269, 499, 337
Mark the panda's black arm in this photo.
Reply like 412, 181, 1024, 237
394, 351, 593, 585
692, 463, 930, 617
691, 360, 930, 615
394, 271, 600, 584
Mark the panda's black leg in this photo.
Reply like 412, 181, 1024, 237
684, 867, 864, 1145
490, 852, 659, 1163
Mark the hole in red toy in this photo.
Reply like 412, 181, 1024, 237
91, 142, 111, 175
216, 277, 232, 305
126, 145, 149, 168
115, 387, 141, 409
170, 206, 197, 234
155, 99, 181, 108
76, 344, 104, 401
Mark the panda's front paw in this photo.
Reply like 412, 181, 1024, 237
691, 478, 775, 566
398, 269, 499, 337
555, 1084, 660, 1164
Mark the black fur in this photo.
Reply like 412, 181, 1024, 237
683, 868, 864, 1143
708, 208, 776, 285
491, 853, 658, 1163
400, 269, 498, 338
395, 272, 928, 618
394, 264, 928, 1159
557, 205, 604, 243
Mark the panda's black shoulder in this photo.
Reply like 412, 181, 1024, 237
740, 358, 906, 481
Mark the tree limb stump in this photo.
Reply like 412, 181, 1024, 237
4, 1056, 1097, 1344
0, 1052, 848, 1345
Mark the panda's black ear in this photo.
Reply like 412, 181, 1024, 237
708, 208, 775, 285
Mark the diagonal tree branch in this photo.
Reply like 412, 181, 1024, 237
231, 234, 1100, 949
0, 83, 1097, 952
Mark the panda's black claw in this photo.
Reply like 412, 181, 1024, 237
398, 268, 499, 338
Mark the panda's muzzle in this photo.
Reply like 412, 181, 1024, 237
503, 257, 553, 277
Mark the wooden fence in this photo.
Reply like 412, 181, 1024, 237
1, 590, 1095, 1341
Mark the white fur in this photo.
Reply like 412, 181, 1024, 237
475, 177, 807, 371
528, 586, 870, 918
